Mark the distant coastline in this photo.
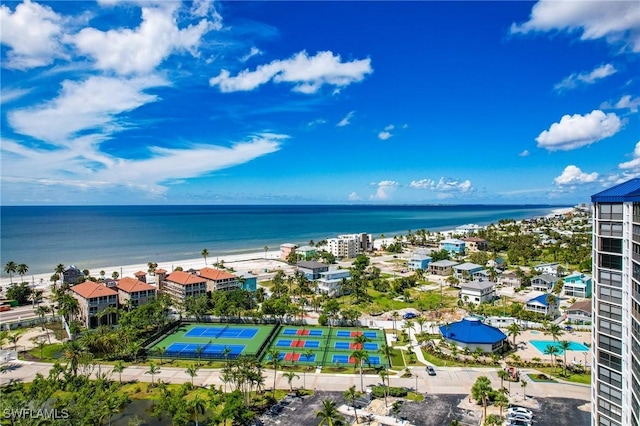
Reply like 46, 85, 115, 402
1, 204, 571, 278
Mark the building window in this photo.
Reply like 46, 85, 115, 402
599, 203, 623, 220
599, 254, 622, 271
598, 383, 623, 406
599, 287, 623, 304
598, 351, 622, 372
598, 319, 622, 338
600, 237, 623, 254
600, 222, 624, 237
598, 335, 622, 355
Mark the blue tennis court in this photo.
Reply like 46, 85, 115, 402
282, 328, 324, 336
364, 343, 379, 350
276, 339, 292, 347
305, 341, 320, 348
332, 354, 350, 364
335, 341, 350, 349
300, 353, 316, 362
165, 342, 245, 357
336, 330, 379, 339
185, 326, 258, 339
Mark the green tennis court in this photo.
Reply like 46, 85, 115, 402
150, 323, 276, 360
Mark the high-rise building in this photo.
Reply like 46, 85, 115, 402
591, 179, 640, 426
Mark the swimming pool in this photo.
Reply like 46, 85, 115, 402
530, 340, 589, 354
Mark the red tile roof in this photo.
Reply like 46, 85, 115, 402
166, 270, 206, 286
155, 268, 167, 274
199, 267, 237, 281
116, 277, 156, 293
70, 281, 118, 299
462, 237, 487, 243
134, 271, 146, 277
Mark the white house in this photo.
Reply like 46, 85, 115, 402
460, 280, 495, 305
533, 262, 562, 277
453, 263, 484, 281
524, 293, 560, 319
530, 274, 559, 292
317, 268, 351, 296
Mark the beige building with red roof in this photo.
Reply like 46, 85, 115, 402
116, 277, 157, 308
462, 237, 489, 252
198, 267, 239, 292
70, 281, 118, 328
159, 270, 207, 304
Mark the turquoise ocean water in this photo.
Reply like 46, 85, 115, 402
1, 205, 563, 275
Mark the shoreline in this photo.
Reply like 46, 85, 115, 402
1, 206, 577, 290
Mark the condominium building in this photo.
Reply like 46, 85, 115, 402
591, 179, 640, 426
70, 281, 118, 328
326, 233, 372, 259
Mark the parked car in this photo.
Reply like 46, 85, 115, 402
507, 414, 533, 423
403, 312, 417, 319
506, 420, 531, 426
426, 366, 436, 376
508, 406, 533, 417
507, 410, 532, 420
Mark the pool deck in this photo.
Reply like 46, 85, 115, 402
514, 329, 592, 366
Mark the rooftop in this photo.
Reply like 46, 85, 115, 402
116, 277, 156, 293
454, 262, 483, 271
166, 270, 207, 286
70, 281, 118, 299
439, 317, 507, 344
568, 300, 593, 314
461, 280, 495, 291
532, 274, 558, 283
430, 260, 459, 267
527, 293, 556, 307
199, 267, 236, 281
297, 260, 329, 270
592, 178, 640, 202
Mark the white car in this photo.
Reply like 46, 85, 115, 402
508, 406, 533, 417
506, 414, 533, 424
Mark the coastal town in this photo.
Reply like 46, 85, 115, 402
0, 204, 595, 426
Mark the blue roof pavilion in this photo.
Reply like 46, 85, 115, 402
439, 317, 507, 353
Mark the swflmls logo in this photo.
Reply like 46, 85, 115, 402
3, 408, 70, 419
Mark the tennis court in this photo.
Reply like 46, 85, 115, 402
150, 323, 276, 360
264, 326, 388, 367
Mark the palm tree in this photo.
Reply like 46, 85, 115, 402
4, 262, 17, 285
545, 294, 558, 316
35, 305, 51, 343
544, 345, 560, 371
16, 264, 28, 283
201, 248, 209, 265
351, 349, 369, 393
343, 385, 361, 424
264, 245, 269, 260
520, 379, 528, 401
494, 392, 509, 419
55, 264, 65, 286
7, 333, 19, 351
268, 348, 282, 394
415, 316, 427, 334
186, 365, 200, 387
558, 340, 571, 376
316, 399, 345, 426
377, 367, 389, 407
112, 360, 125, 384
195, 345, 204, 366
145, 362, 160, 387
190, 394, 206, 426
506, 322, 521, 347
497, 369, 510, 391
544, 323, 564, 343
282, 370, 300, 392
64, 340, 85, 376
471, 376, 493, 421
391, 311, 399, 337
32, 337, 46, 359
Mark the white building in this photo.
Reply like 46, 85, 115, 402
317, 268, 351, 296
591, 179, 639, 426
459, 280, 495, 305
326, 233, 372, 259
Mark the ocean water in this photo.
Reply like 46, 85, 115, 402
1, 205, 562, 275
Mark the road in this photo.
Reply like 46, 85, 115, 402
0, 304, 39, 323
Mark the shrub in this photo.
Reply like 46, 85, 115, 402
371, 386, 408, 398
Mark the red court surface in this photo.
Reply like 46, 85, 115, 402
350, 343, 362, 349
296, 329, 310, 336
351, 331, 362, 337
292, 340, 305, 348
284, 352, 301, 362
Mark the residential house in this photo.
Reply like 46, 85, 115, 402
408, 252, 432, 270
563, 272, 592, 298
473, 269, 499, 282
455, 224, 484, 236
199, 267, 239, 292
116, 277, 157, 308
566, 300, 592, 325
63, 265, 84, 285
498, 271, 521, 287
460, 280, 495, 305
297, 261, 330, 280
296, 245, 317, 260
530, 274, 559, 292
236, 272, 257, 292
462, 237, 489, 252
70, 281, 118, 328
453, 263, 484, 281
533, 262, 562, 277
428, 260, 459, 276
280, 243, 297, 260
439, 317, 507, 353
159, 270, 207, 304
439, 238, 466, 255
524, 293, 560, 319
316, 268, 351, 296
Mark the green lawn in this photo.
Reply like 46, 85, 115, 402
26, 343, 64, 361
389, 348, 405, 368
535, 366, 591, 385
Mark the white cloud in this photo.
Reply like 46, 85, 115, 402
1, 133, 285, 195
378, 131, 392, 141
210, 50, 372, 94
519, 150, 530, 157
0, 0, 66, 69
0, 88, 32, 104
554, 165, 599, 185
602, 95, 640, 114
369, 180, 398, 200
72, 4, 215, 75
554, 64, 617, 92
8, 75, 168, 144
240, 47, 263, 62
409, 177, 473, 193
337, 111, 355, 127
536, 110, 622, 151
348, 192, 361, 201
619, 141, 640, 170
384, 124, 394, 131
511, 1, 640, 53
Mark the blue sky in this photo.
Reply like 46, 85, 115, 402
1, 0, 638, 205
